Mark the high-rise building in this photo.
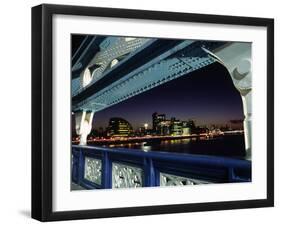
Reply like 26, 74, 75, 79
159, 120, 171, 135
170, 117, 183, 136
152, 112, 166, 134
152, 113, 196, 136
107, 117, 133, 137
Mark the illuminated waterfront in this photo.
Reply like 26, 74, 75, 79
90, 134, 246, 159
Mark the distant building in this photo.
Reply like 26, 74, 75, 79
136, 126, 146, 137
152, 112, 166, 134
185, 120, 196, 134
170, 117, 183, 136
152, 113, 198, 136
107, 117, 133, 137
136, 126, 153, 136
182, 121, 191, 136
158, 120, 171, 135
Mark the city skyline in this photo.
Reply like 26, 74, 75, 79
90, 111, 243, 132
90, 62, 244, 130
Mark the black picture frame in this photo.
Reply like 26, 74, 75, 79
32, 3, 274, 222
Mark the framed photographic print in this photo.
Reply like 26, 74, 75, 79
31, 4, 274, 221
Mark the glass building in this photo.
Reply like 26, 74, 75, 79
152, 112, 166, 135
170, 117, 183, 136
107, 117, 133, 137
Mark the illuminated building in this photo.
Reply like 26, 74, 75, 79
182, 121, 191, 135
152, 112, 166, 134
170, 117, 183, 136
107, 117, 133, 137
159, 120, 171, 135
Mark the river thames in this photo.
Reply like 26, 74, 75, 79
90, 134, 246, 159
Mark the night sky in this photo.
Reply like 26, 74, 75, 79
72, 36, 244, 131
92, 63, 243, 130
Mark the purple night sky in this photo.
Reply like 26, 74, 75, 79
91, 63, 244, 130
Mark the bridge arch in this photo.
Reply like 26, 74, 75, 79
202, 42, 252, 159
72, 37, 251, 159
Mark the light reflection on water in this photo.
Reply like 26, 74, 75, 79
97, 135, 246, 159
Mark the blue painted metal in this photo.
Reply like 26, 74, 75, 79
72, 36, 228, 112
77, 148, 84, 185
72, 36, 106, 78
71, 145, 251, 189
71, 149, 80, 183
144, 158, 156, 187
102, 151, 111, 188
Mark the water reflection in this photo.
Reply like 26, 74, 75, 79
98, 135, 246, 159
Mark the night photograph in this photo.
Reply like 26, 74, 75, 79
71, 35, 252, 190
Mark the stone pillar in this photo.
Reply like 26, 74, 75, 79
75, 111, 94, 145
202, 43, 252, 160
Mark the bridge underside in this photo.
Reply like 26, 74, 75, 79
72, 36, 228, 112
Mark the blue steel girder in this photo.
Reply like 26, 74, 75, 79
72, 38, 228, 112
72, 36, 105, 78
72, 38, 185, 108
72, 36, 151, 95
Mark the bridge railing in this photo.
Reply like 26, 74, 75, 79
71, 145, 251, 189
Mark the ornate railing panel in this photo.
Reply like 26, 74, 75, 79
160, 172, 208, 186
112, 162, 143, 188
71, 145, 251, 190
84, 157, 102, 185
